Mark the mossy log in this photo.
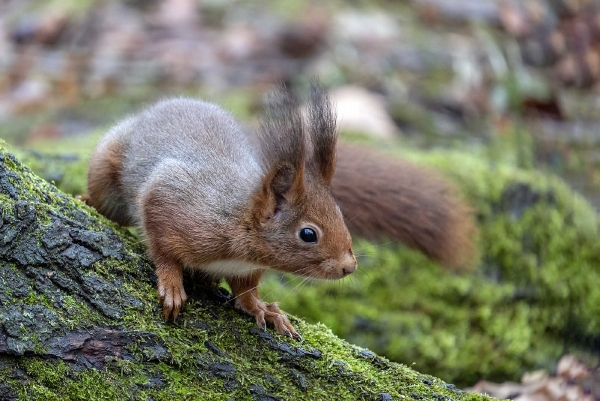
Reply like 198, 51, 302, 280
12, 136, 600, 388
0, 145, 493, 400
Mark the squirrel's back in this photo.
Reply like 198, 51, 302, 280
120, 98, 261, 192
88, 98, 262, 225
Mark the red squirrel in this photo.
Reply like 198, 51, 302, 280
86, 85, 478, 337
86, 84, 356, 338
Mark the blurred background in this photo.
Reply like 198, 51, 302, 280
2, 0, 600, 399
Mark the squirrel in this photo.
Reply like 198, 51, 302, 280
331, 143, 477, 269
86, 84, 478, 337
86, 84, 356, 339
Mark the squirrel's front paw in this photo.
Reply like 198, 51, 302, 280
157, 273, 187, 320
236, 297, 301, 340
262, 302, 301, 340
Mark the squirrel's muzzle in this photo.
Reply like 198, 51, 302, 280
339, 251, 357, 278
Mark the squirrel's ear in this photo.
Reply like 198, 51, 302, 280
263, 162, 304, 204
256, 84, 306, 203
307, 81, 337, 184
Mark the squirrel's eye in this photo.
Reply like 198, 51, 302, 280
299, 227, 318, 243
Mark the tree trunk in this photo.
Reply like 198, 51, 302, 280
0, 144, 492, 400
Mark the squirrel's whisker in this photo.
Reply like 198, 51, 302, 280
227, 284, 261, 303
344, 212, 361, 224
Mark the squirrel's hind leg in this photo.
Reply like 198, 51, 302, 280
227, 273, 301, 340
139, 184, 189, 320
143, 229, 188, 320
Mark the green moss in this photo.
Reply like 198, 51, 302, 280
10, 148, 92, 197
17, 358, 150, 401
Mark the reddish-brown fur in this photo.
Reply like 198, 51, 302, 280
332, 143, 478, 269
139, 180, 232, 319
86, 139, 131, 225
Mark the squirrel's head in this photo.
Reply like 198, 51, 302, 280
247, 82, 356, 280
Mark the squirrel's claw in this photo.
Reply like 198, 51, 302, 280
254, 310, 267, 331
285, 329, 302, 341
288, 330, 302, 341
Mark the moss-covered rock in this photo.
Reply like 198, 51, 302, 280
13, 135, 600, 388
0, 142, 492, 400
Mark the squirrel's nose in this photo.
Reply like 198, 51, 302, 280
340, 252, 357, 277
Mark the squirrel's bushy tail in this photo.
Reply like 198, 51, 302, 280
332, 142, 478, 270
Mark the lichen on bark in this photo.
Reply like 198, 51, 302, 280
0, 142, 492, 400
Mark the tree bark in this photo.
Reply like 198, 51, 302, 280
0, 145, 492, 400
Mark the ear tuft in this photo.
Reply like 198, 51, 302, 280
307, 80, 337, 184
257, 84, 305, 174
257, 85, 307, 206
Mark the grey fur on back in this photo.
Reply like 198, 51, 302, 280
101, 98, 263, 225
